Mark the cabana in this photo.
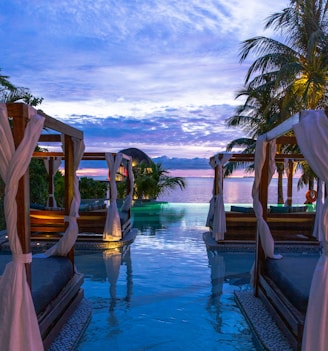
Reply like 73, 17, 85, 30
0, 103, 86, 351
206, 150, 316, 242
252, 110, 327, 351
29, 151, 136, 247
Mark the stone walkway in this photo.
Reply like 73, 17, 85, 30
235, 290, 293, 351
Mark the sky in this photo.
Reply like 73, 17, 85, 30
0, 0, 288, 169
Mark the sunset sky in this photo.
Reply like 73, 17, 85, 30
1, 0, 287, 166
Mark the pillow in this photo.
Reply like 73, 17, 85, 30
269, 205, 290, 213
30, 203, 46, 210
289, 206, 308, 213
230, 205, 254, 214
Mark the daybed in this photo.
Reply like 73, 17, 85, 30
252, 110, 327, 351
29, 151, 135, 244
225, 207, 315, 241
0, 103, 86, 351
206, 152, 316, 242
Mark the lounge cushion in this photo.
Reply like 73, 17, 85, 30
230, 205, 254, 214
0, 254, 73, 315
265, 254, 319, 313
289, 206, 308, 213
32, 256, 73, 314
270, 205, 290, 213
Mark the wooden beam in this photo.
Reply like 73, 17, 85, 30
37, 109, 83, 140
39, 134, 62, 142
266, 112, 300, 141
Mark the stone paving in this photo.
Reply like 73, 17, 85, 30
235, 290, 294, 351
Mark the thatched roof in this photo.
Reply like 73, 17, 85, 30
119, 148, 153, 167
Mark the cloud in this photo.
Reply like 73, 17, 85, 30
39, 103, 244, 158
1, 0, 287, 159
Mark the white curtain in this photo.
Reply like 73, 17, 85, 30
312, 179, 325, 241
252, 135, 282, 259
293, 110, 328, 351
103, 153, 123, 241
44, 156, 62, 208
41, 137, 85, 257
206, 153, 231, 241
0, 103, 45, 351
120, 156, 134, 212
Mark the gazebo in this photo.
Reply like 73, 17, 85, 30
0, 102, 87, 351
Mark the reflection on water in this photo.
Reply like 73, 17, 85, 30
75, 203, 258, 351
103, 246, 133, 312
132, 202, 186, 235
158, 176, 310, 205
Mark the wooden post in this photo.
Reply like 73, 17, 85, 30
65, 135, 75, 266
254, 143, 270, 296
287, 160, 293, 206
259, 144, 270, 220
48, 157, 54, 207
8, 103, 32, 288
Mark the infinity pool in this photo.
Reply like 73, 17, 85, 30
75, 203, 259, 351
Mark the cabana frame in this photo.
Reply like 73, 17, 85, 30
253, 110, 326, 351
208, 147, 316, 242
0, 103, 86, 350
29, 151, 135, 246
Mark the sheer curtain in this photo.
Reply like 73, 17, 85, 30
120, 156, 134, 212
206, 153, 231, 241
0, 103, 45, 351
41, 137, 85, 257
312, 179, 325, 241
252, 135, 282, 259
44, 156, 62, 208
103, 153, 123, 241
293, 110, 328, 351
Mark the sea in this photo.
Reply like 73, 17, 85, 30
157, 176, 308, 205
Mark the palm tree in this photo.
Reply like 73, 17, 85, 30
240, 0, 328, 112
0, 68, 43, 106
226, 81, 288, 203
226, 0, 328, 198
133, 161, 186, 200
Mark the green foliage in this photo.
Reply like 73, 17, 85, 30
79, 177, 107, 199
225, 0, 325, 195
239, 0, 328, 113
133, 161, 186, 200
0, 68, 43, 106
29, 158, 48, 205
54, 171, 65, 207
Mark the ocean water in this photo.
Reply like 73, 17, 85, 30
157, 177, 308, 205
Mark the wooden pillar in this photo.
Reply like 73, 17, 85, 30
64, 135, 75, 266
259, 144, 270, 220
8, 103, 32, 288
48, 157, 54, 207
254, 143, 270, 296
287, 160, 293, 206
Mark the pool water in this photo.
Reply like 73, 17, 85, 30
75, 203, 259, 351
